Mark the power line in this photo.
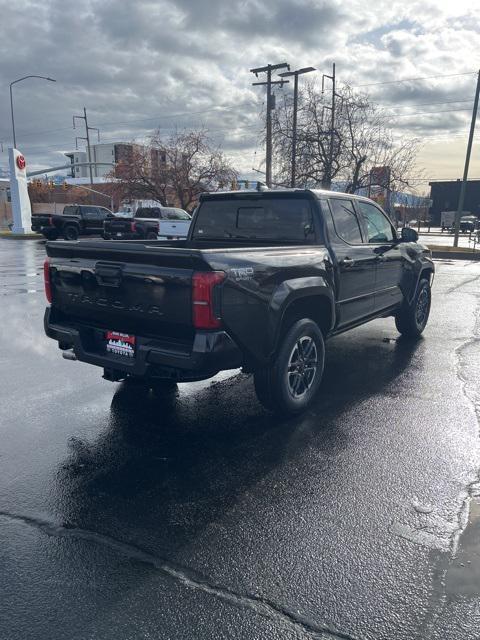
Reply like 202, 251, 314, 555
347, 71, 476, 88
14, 122, 264, 153
3, 102, 259, 141
390, 107, 471, 118
377, 98, 473, 109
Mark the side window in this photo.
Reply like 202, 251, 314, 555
82, 207, 102, 220
329, 198, 363, 244
357, 202, 395, 243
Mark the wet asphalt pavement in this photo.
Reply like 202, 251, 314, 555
1, 239, 480, 640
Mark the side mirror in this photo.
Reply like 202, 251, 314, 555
401, 227, 418, 242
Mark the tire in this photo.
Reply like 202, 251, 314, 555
43, 229, 59, 241
254, 318, 325, 415
146, 231, 157, 240
395, 277, 431, 338
63, 224, 79, 241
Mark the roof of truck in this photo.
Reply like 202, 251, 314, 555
200, 188, 372, 201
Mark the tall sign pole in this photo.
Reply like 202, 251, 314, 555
73, 108, 100, 188
453, 70, 480, 247
8, 148, 32, 234
251, 63, 290, 187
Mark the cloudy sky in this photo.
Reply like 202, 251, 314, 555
1, 0, 480, 192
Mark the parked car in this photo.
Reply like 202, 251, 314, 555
31, 205, 113, 240
102, 206, 191, 240
440, 211, 477, 232
460, 215, 478, 233
43, 189, 434, 415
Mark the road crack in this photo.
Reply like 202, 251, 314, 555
0, 509, 359, 640
421, 286, 480, 638
446, 275, 479, 295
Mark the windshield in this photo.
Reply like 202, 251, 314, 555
192, 197, 315, 242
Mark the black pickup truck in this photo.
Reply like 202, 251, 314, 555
43, 189, 434, 414
32, 205, 113, 240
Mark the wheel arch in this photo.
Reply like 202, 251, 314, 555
408, 261, 435, 305
270, 278, 335, 354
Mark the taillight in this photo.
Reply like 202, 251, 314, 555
43, 259, 52, 303
192, 271, 225, 329
48, 216, 53, 226
130, 221, 136, 232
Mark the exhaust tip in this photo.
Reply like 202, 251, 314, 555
62, 350, 77, 361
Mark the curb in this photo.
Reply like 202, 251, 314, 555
428, 245, 480, 260
0, 232, 43, 240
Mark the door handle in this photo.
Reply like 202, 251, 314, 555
340, 257, 355, 267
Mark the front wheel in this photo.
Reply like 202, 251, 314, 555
254, 318, 325, 415
395, 277, 431, 338
146, 231, 158, 240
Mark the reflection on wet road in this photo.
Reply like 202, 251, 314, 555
0, 239, 480, 639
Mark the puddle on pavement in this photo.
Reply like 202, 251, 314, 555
445, 494, 480, 596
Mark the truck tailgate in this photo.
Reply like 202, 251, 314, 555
46, 241, 208, 341
104, 217, 136, 235
158, 220, 191, 238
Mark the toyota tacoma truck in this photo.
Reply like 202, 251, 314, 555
32, 205, 113, 240
43, 189, 434, 414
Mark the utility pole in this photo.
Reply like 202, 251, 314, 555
322, 63, 337, 189
73, 108, 100, 187
453, 69, 480, 247
279, 66, 316, 187
250, 63, 289, 187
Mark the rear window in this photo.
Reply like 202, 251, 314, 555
63, 206, 77, 215
135, 208, 161, 219
192, 197, 315, 242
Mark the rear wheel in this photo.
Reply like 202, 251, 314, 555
43, 229, 59, 240
254, 318, 325, 415
395, 277, 431, 338
63, 224, 79, 241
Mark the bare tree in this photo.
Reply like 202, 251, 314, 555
337, 86, 422, 197
271, 83, 422, 202
112, 128, 237, 211
271, 83, 342, 188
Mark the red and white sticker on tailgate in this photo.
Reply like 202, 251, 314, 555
105, 331, 136, 358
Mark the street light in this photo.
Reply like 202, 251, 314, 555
279, 67, 316, 187
10, 75, 56, 148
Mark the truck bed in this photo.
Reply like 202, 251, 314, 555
45, 238, 327, 365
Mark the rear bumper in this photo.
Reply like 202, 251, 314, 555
44, 307, 243, 380
32, 225, 54, 234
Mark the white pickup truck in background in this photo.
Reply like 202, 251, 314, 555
440, 210, 476, 232
157, 207, 191, 239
